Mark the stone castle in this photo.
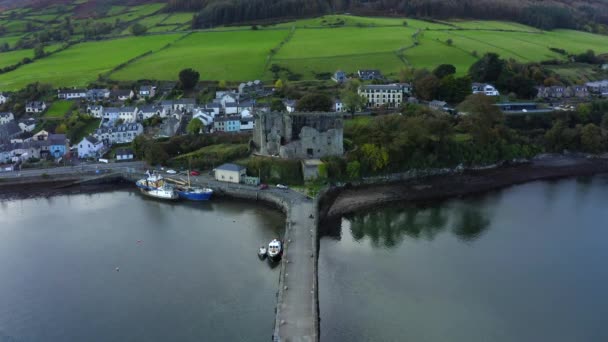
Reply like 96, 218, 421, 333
253, 112, 343, 159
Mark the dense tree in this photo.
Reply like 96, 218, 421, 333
270, 98, 286, 112
340, 88, 366, 115
437, 75, 472, 103
414, 74, 440, 101
295, 93, 333, 112
34, 44, 45, 59
186, 118, 204, 135
130, 23, 148, 36
580, 124, 603, 153
469, 53, 504, 83
178, 68, 200, 90
433, 64, 456, 79
457, 94, 504, 145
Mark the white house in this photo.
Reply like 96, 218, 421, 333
138, 105, 165, 120
334, 99, 344, 112
359, 84, 409, 108
0, 112, 14, 125
94, 123, 143, 145
87, 105, 104, 118
240, 116, 255, 131
26, 101, 47, 113
116, 148, 134, 161
58, 89, 87, 100
118, 107, 138, 123
77, 136, 104, 158
225, 102, 239, 115
18, 118, 36, 132
112, 89, 135, 101
472, 83, 500, 96
214, 163, 246, 183
138, 86, 156, 98
86, 89, 110, 101
0, 92, 9, 104
101, 107, 120, 125
283, 99, 296, 113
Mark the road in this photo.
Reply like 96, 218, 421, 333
0, 161, 146, 179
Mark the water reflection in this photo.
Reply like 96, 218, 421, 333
344, 202, 490, 248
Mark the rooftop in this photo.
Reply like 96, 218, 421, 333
216, 163, 246, 172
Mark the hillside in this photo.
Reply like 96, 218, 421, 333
2, 0, 608, 33
0, 1, 607, 90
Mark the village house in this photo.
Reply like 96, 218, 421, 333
357, 69, 384, 81
157, 117, 180, 138
57, 88, 87, 100
94, 123, 143, 145
0, 92, 10, 104
10, 141, 42, 162
0, 145, 11, 164
0, 112, 14, 125
240, 116, 255, 131
138, 105, 165, 120
537, 85, 589, 99
472, 83, 500, 96
48, 133, 68, 159
26, 101, 47, 114
18, 118, 36, 132
238, 80, 264, 95
87, 105, 104, 118
254, 112, 343, 159
138, 86, 156, 99
332, 70, 347, 83
334, 99, 345, 112
86, 88, 110, 101
116, 148, 134, 161
358, 83, 412, 108
301, 159, 325, 181
429, 100, 448, 112
111, 89, 135, 101
214, 163, 247, 183
32, 130, 49, 141
283, 99, 296, 113
101, 107, 120, 125
0, 122, 21, 143
585, 80, 608, 96
214, 115, 241, 132
118, 106, 138, 123
204, 102, 221, 116
77, 136, 104, 158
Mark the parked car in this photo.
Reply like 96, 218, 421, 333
259, 183, 269, 190
276, 184, 288, 189
190, 170, 200, 176
166, 169, 177, 174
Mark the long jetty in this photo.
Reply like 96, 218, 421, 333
0, 166, 320, 341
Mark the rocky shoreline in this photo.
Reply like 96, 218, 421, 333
319, 155, 608, 220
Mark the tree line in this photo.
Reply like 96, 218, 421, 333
160, 0, 608, 32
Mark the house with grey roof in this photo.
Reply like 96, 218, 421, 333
138, 86, 156, 98
357, 69, 383, 81
0, 112, 14, 125
116, 148, 134, 161
138, 105, 165, 120
26, 101, 47, 113
57, 88, 87, 100
87, 105, 104, 118
157, 117, 180, 138
18, 117, 36, 133
0, 122, 21, 143
214, 163, 247, 183
77, 136, 104, 158
94, 123, 143, 145
332, 70, 347, 83
111, 89, 134, 101
238, 80, 263, 95
87, 89, 110, 101
358, 83, 412, 108
0, 92, 11, 104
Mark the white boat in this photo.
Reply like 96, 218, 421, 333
139, 185, 179, 200
258, 246, 267, 259
267, 239, 282, 260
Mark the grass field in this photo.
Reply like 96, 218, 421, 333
111, 30, 288, 81
0, 34, 182, 89
0, 34, 26, 50
1, 14, 607, 88
0, 49, 33, 68
45, 100, 73, 118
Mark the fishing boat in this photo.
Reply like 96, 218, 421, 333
136, 171, 178, 200
136, 170, 166, 190
267, 239, 282, 260
171, 169, 213, 201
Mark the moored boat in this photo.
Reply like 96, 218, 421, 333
258, 246, 267, 259
136, 171, 166, 190
267, 239, 282, 260
176, 186, 213, 201
139, 185, 179, 200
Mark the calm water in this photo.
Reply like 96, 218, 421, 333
320, 176, 608, 342
0, 191, 284, 342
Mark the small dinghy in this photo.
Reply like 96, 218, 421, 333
258, 246, 267, 259
268, 239, 282, 260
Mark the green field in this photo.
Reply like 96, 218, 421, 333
0, 49, 33, 68
0, 13, 607, 88
45, 100, 73, 118
0, 34, 182, 89
111, 30, 288, 81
